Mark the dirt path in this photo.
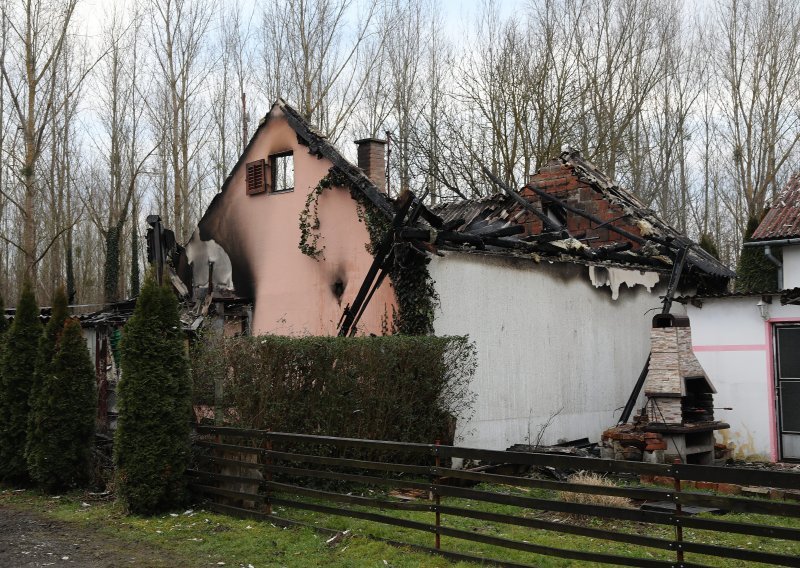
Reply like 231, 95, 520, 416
0, 504, 192, 567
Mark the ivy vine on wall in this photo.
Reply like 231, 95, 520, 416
298, 168, 351, 259
298, 166, 438, 335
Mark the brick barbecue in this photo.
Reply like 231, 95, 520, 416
640, 314, 729, 464
603, 314, 730, 465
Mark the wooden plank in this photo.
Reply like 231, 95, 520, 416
264, 449, 431, 476
675, 492, 800, 518
264, 479, 431, 512
189, 483, 266, 504
677, 515, 800, 541
435, 524, 692, 568
430, 465, 667, 501
668, 463, 800, 491
432, 503, 675, 551
679, 540, 800, 567
196, 426, 435, 454
261, 463, 432, 492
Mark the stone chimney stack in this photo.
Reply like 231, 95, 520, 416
355, 138, 387, 194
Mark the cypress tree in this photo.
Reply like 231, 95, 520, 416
26, 286, 69, 484
736, 216, 779, 292
130, 223, 140, 297
0, 295, 8, 336
0, 281, 41, 483
27, 319, 95, 490
114, 272, 191, 513
698, 233, 720, 260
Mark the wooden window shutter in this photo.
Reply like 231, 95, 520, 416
246, 159, 266, 194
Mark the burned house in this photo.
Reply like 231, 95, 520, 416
178, 99, 733, 451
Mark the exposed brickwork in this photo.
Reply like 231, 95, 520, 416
519, 160, 644, 248
355, 138, 386, 194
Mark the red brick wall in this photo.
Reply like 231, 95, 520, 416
517, 159, 643, 249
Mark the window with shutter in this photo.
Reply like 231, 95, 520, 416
246, 159, 266, 195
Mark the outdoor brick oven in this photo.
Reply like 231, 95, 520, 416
640, 314, 728, 464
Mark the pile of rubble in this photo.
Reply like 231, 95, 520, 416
601, 418, 732, 465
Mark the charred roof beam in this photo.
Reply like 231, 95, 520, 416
481, 167, 567, 236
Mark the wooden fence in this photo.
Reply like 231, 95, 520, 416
188, 425, 800, 568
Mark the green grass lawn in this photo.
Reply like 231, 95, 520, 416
2, 482, 799, 567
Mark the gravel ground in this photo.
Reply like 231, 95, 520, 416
0, 504, 190, 567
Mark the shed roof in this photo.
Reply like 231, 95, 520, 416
751, 174, 800, 241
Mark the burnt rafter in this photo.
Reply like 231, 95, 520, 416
337, 190, 418, 337
481, 166, 567, 236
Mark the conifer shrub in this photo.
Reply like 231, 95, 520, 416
0, 281, 41, 483
736, 216, 779, 292
27, 318, 96, 490
114, 273, 191, 514
698, 233, 720, 260
0, 295, 8, 336
26, 286, 68, 481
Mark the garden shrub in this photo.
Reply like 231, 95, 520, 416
191, 333, 476, 445
26, 286, 68, 481
115, 272, 191, 514
0, 281, 41, 483
27, 318, 96, 490
736, 216, 778, 292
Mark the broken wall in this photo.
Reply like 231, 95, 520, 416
430, 252, 665, 450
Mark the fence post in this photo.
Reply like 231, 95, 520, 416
673, 458, 684, 566
434, 439, 441, 550
264, 435, 273, 516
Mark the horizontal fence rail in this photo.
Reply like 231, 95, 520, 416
190, 425, 800, 568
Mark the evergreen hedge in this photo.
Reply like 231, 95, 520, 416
0, 295, 8, 336
114, 273, 191, 514
191, 334, 476, 444
0, 281, 41, 482
26, 286, 68, 481
736, 216, 779, 292
27, 319, 96, 490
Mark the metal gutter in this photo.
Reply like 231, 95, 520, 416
743, 237, 800, 247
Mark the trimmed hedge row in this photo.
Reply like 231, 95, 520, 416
191, 334, 476, 445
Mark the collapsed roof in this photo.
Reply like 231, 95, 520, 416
428, 150, 733, 283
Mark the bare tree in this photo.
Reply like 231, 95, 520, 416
0, 0, 79, 285
149, 0, 213, 242
259, 0, 384, 141
83, 4, 156, 303
715, 0, 800, 221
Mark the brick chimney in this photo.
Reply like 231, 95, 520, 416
355, 138, 386, 194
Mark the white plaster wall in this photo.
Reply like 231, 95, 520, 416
782, 245, 800, 289
683, 296, 800, 460
430, 252, 663, 450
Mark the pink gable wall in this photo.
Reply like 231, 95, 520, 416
204, 106, 397, 336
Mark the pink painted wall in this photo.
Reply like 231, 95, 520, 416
215, 106, 397, 336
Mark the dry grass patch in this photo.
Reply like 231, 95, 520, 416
557, 471, 632, 511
